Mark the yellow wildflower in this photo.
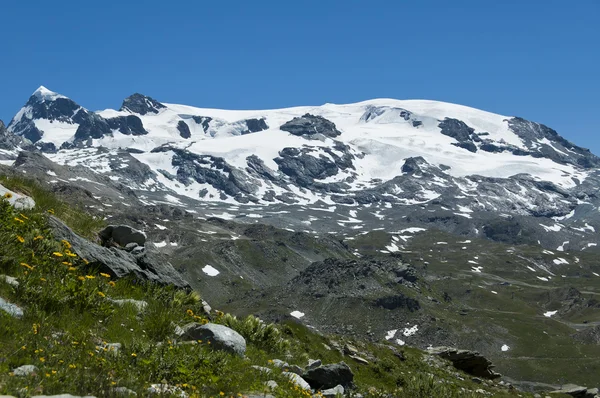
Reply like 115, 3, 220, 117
61, 239, 71, 249
48, 209, 55, 214
68, 364, 76, 369
39, 357, 45, 362
68, 267, 77, 271
97, 291, 106, 298
186, 309, 194, 317
100, 273, 111, 278
40, 278, 46, 282
131, 353, 137, 357
14, 217, 24, 223
33, 235, 44, 241
20, 213, 29, 220
78, 276, 86, 281
21, 345, 26, 350
85, 275, 95, 279
65, 251, 77, 257
16, 235, 25, 243
219, 392, 225, 396
62, 261, 71, 265
3, 192, 13, 199
108, 281, 116, 287
20, 262, 33, 270
52, 252, 63, 257
52, 370, 57, 374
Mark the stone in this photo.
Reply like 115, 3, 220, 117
303, 362, 354, 390
280, 114, 342, 138
307, 359, 322, 370
252, 365, 272, 374
343, 344, 358, 355
283, 372, 312, 391
176, 322, 246, 356
271, 359, 289, 368
550, 384, 594, 398
124, 243, 139, 252
101, 342, 122, 354
12, 364, 38, 376
321, 385, 345, 398
112, 387, 137, 396
147, 384, 187, 397
120, 93, 166, 115
48, 217, 189, 288
349, 354, 369, 365
108, 299, 148, 312
288, 364, 305, 375
0, 183, 35, 210
427, 347, 501, 379
0, 275, 19, 287
265, 380, 278, 390
99, 225, 146, 247
0, 297, 23, 318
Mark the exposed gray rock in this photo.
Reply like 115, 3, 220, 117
303, 362, 354, 390
147, 384, 187, 397
349, 354, 369, 365
0, 297, 24, 318
111, 387, 137, 396
48, 216, 189, 288
12, 364, 38, 376
271, 359, 289, 368
0, 183, 36, 210
108, 299, 148, 312
106, 115, 147, 136
307, 359, 322, 370
288, 364, 305, 375
265, 380, 278, 390
251, 365, 272, 374
280, 114, 342, 138
0, 274, 19, 287
283, 372, 312, 391
550, 384, 594, 398
321, 385, 345, 398
428, 347, 501, 379
120, 93, 166, 115
99, 225, 147, 247
177, 121, 191, 139
176, 322, 246, 356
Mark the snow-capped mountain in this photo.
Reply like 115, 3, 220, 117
3, 86, 600, 251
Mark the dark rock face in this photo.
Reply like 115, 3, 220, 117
401, 157, 429, 174
242, 118, 268, 135
507, 117, 600, 168
280, 114, 342, 138
439, 118, 478, 153
274, 142, 356, 192
48, 216, 189, 288
572, 326, 600, 345
428, 347, 501, 379
106, 115, 147, 136
176, 323, 246, 356
0, 120, 29, 151
374, 294, 420, 311
99, 225, 147, 247
151, 146, 259, 201
302, 362, 354, 390
120, 93, 166, 115
74, 114, 112, 141
191, 116, 213, 133
177, 121, 191, 139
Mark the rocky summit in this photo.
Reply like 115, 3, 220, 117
0, 87, 599, 396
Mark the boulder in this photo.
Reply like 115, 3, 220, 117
303, 362, 354, 390
427, 347, 501, 379
282, 372, 312, 391
550, 384, 597, 398
0, 183, 35, 210
48, 216, 189, 288
280, 114, 342, 138
307, 359, 322, 370
147, 384, 187, 397
99, 225, 146, 247
321, 385, 345, 398
176, 322, 246, 356
12, 364, 38, 376
0, 275, 19, 287
0, 297, 24, 318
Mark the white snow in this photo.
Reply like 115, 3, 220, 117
501, 344, 510, 352
402, 325, 418, 337
290, 311, 305, 319
537, 276, 549, 282
553, 258, 569, 265
202, 265, 220, 277
543, 310, 558, 317
153, 241, 167, 248
557, 241, 569, 252
385, 329, 397, 340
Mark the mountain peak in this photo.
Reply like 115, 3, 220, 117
31, 86, 66, 102
120, 93, 166, 115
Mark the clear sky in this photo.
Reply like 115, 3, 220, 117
1, 0, 598, 153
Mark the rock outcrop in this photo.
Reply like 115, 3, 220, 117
176, 323, 246, 356
428, 347, 501, 379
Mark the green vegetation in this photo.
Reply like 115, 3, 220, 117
0, 180, 531, 397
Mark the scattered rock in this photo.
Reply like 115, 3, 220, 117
111, 387, 137, 396
0, 297, 24, 318
108, 298, 148, 312
176, 322, 246, 356
0, 183, 35, 209
265, 380, 278, 390
271, 359, 289, 368
147, 384, 187, 397
288, 364, 305, 375
99, 225, 146, 247
307, 359, 322, 370
349, 354, 369, 365
283, 372, 312, 391
550, 384, 598, 398
343, 343, 358, 355
428, 347, 501, 379
49, 216, 189, 288
321, 385, 345, 398
12, 364, 38, 376
100, 342, 122, 355
0, 275, 19, 287
303, 362, 354, 390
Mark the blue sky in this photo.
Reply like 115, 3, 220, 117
1, 0, 599, 153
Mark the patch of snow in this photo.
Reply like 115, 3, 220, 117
501, 344, 510, 352
202, 265, 220, 277
543, 310, 558, 318
385, 329, 397, 340
290, 311, 305, 319
402, 325, 418, 337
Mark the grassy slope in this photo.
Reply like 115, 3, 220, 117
0, 177, 532, 397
